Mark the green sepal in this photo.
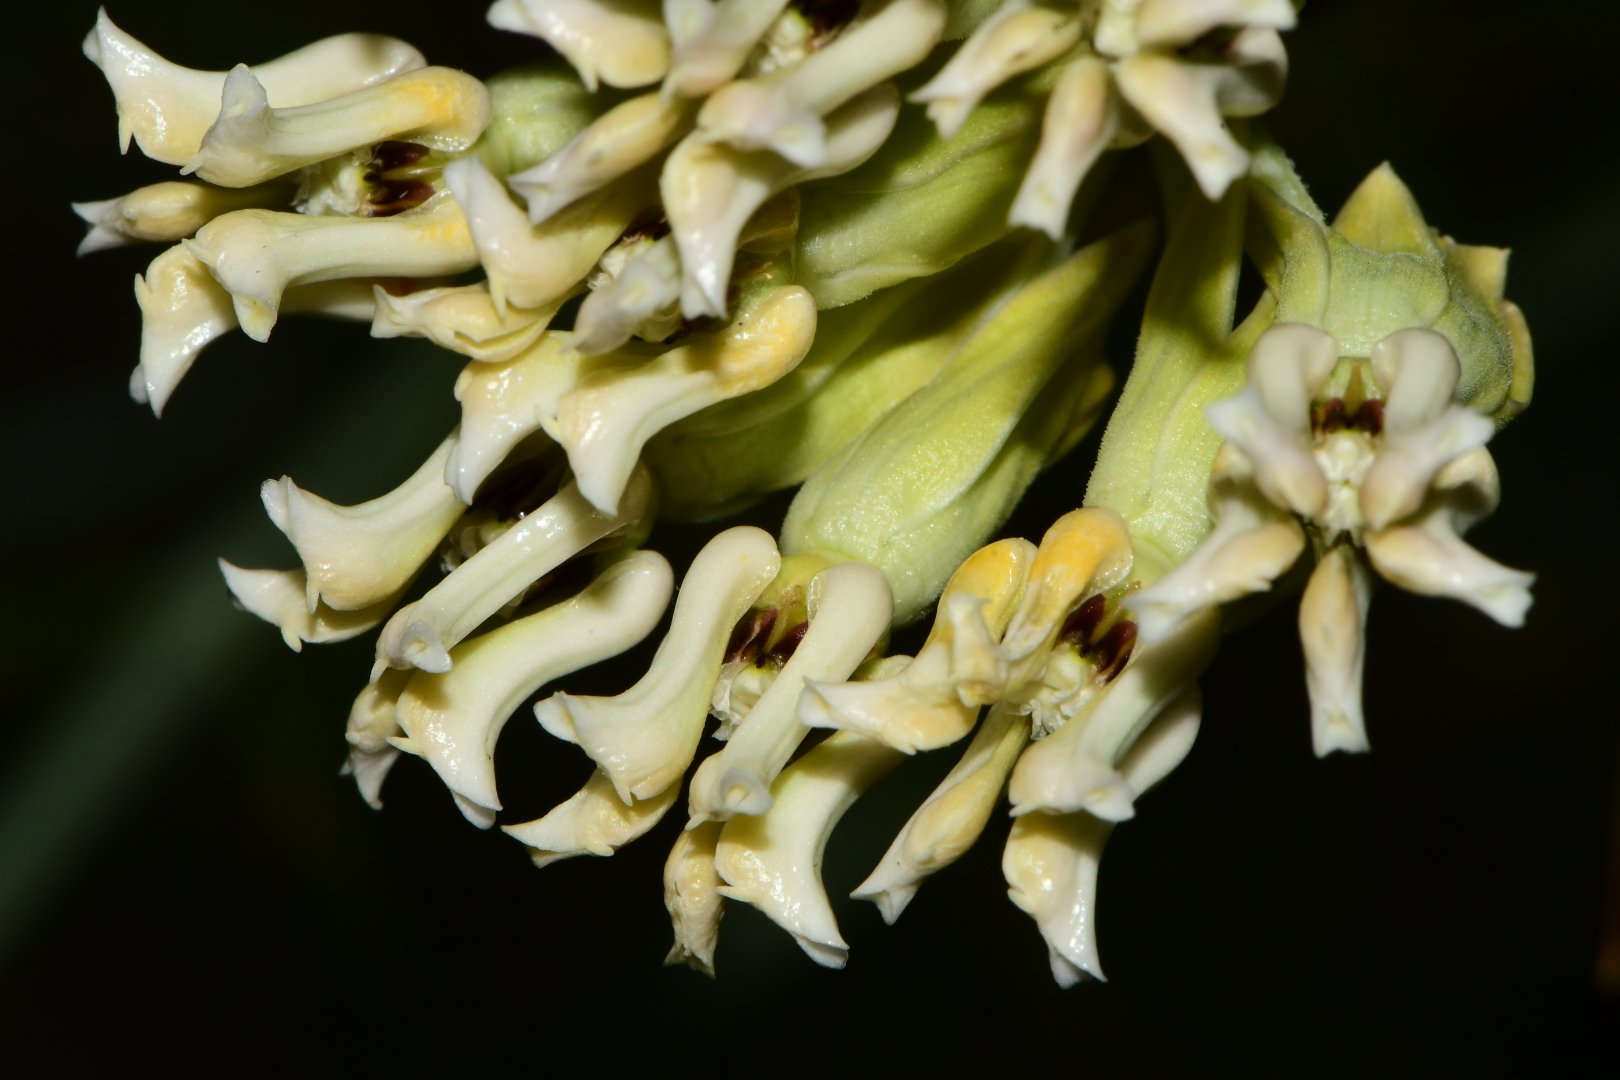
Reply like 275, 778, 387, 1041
1247, 141, 1530, 420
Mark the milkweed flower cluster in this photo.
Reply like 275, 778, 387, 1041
77, 0, 1535, 984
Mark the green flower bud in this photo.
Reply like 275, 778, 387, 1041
648, 237, 1042, 520
1084, 168, 1258, 577
792, 63, 1056, 308
782, 222, 1154, 621
1248, 142, 1531, 419
475, 62, 611, 178
1088, 136, 1534, 579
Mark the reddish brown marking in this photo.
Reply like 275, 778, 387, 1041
620, 213, 671, 244
764, 620, 809, 666
1059, 594, 1108, 647
1090, 620, 1137, 684
366, 178, 436, 217
1313, 398, 1346, 434
724, 608, 777, 665
797, 0, 860, 37
473, 461, 564, 522
1313, 395, 1385, 438
1354, 398, 1385, 436
370, 140, 430, 172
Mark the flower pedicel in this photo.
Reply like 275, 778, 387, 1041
77, 1, 1534, 983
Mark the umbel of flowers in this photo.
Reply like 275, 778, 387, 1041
78, 1, 1533, 984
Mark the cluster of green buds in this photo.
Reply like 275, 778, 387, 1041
77, 0, 1534, 984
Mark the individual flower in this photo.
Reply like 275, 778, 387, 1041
696, 507, 1216, 979
1133, 322, 1533, 754
906, 0, 1297, 237
78, 10, 492, 412
1124, 156, 1535, 755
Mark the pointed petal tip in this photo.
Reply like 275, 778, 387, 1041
795, 936, 850, 970
452, 791, 500, 829
852, 881, 917, 927
1312, 716, 1372, 758
533, 694, 580, 743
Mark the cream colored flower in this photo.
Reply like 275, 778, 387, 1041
487, 0, 672, 91
390, 550, 673, 824
997, 0, 1295, 236
80, 12, 491, 410
1134, 323, 1534, 755
690, 508, 1217, 978
77, 1, 1544, 995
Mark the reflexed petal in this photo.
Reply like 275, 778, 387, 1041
800, 537, 1035, 752
910, 0, 1081, 140
1298, 545, 1374, 756
508, 92, 693, 225
664, 83, 900, 317
504, 768, 679, 866
1204, 25, 1290, 118
999, 509, 1134, 678
852, 703, 1029, 922
1112, 54, 1243, 199
549, 285, 817, 514
1007, 611, 1216, 820
187, 65, 491, 187
184, 199, 477, 339
260, 431, 466, 612
391, 551, 673, 814
688, 562, 893, 821
572, 236, 684, 355
1204, 322, 1338, 518
1134, 0, 1296, 49
447, 331, 625, 504
663, 820, 725, 974
133, 247, 379, 415
84, 9, 425, 164
1112, 31, 1287, 201
74, 180, 291, 255
132, 246, 236, 415
444, 155, 649, 316
715, 731, 902, 967
371, 282, 559, 363
1132, 445, 1306, 642
451, 268, 808, 508
1004, 690, 1200, 986
374, 471, 654, 676
537, 526, 782, 802
342, 669, 411, 809
1003, 809, 1109, 986
219, 561, 397, 652
1364, 449, 1534, 627
1009, 56, 1116, 240
696, 0, 944, 166
1360, 328, 1494, 530
662, 0, 792, 98
488, 0, 671, 91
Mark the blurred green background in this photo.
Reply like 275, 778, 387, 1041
5, 1, 1615, 1067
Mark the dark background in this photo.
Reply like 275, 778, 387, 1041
4, 2, 1614, 1069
